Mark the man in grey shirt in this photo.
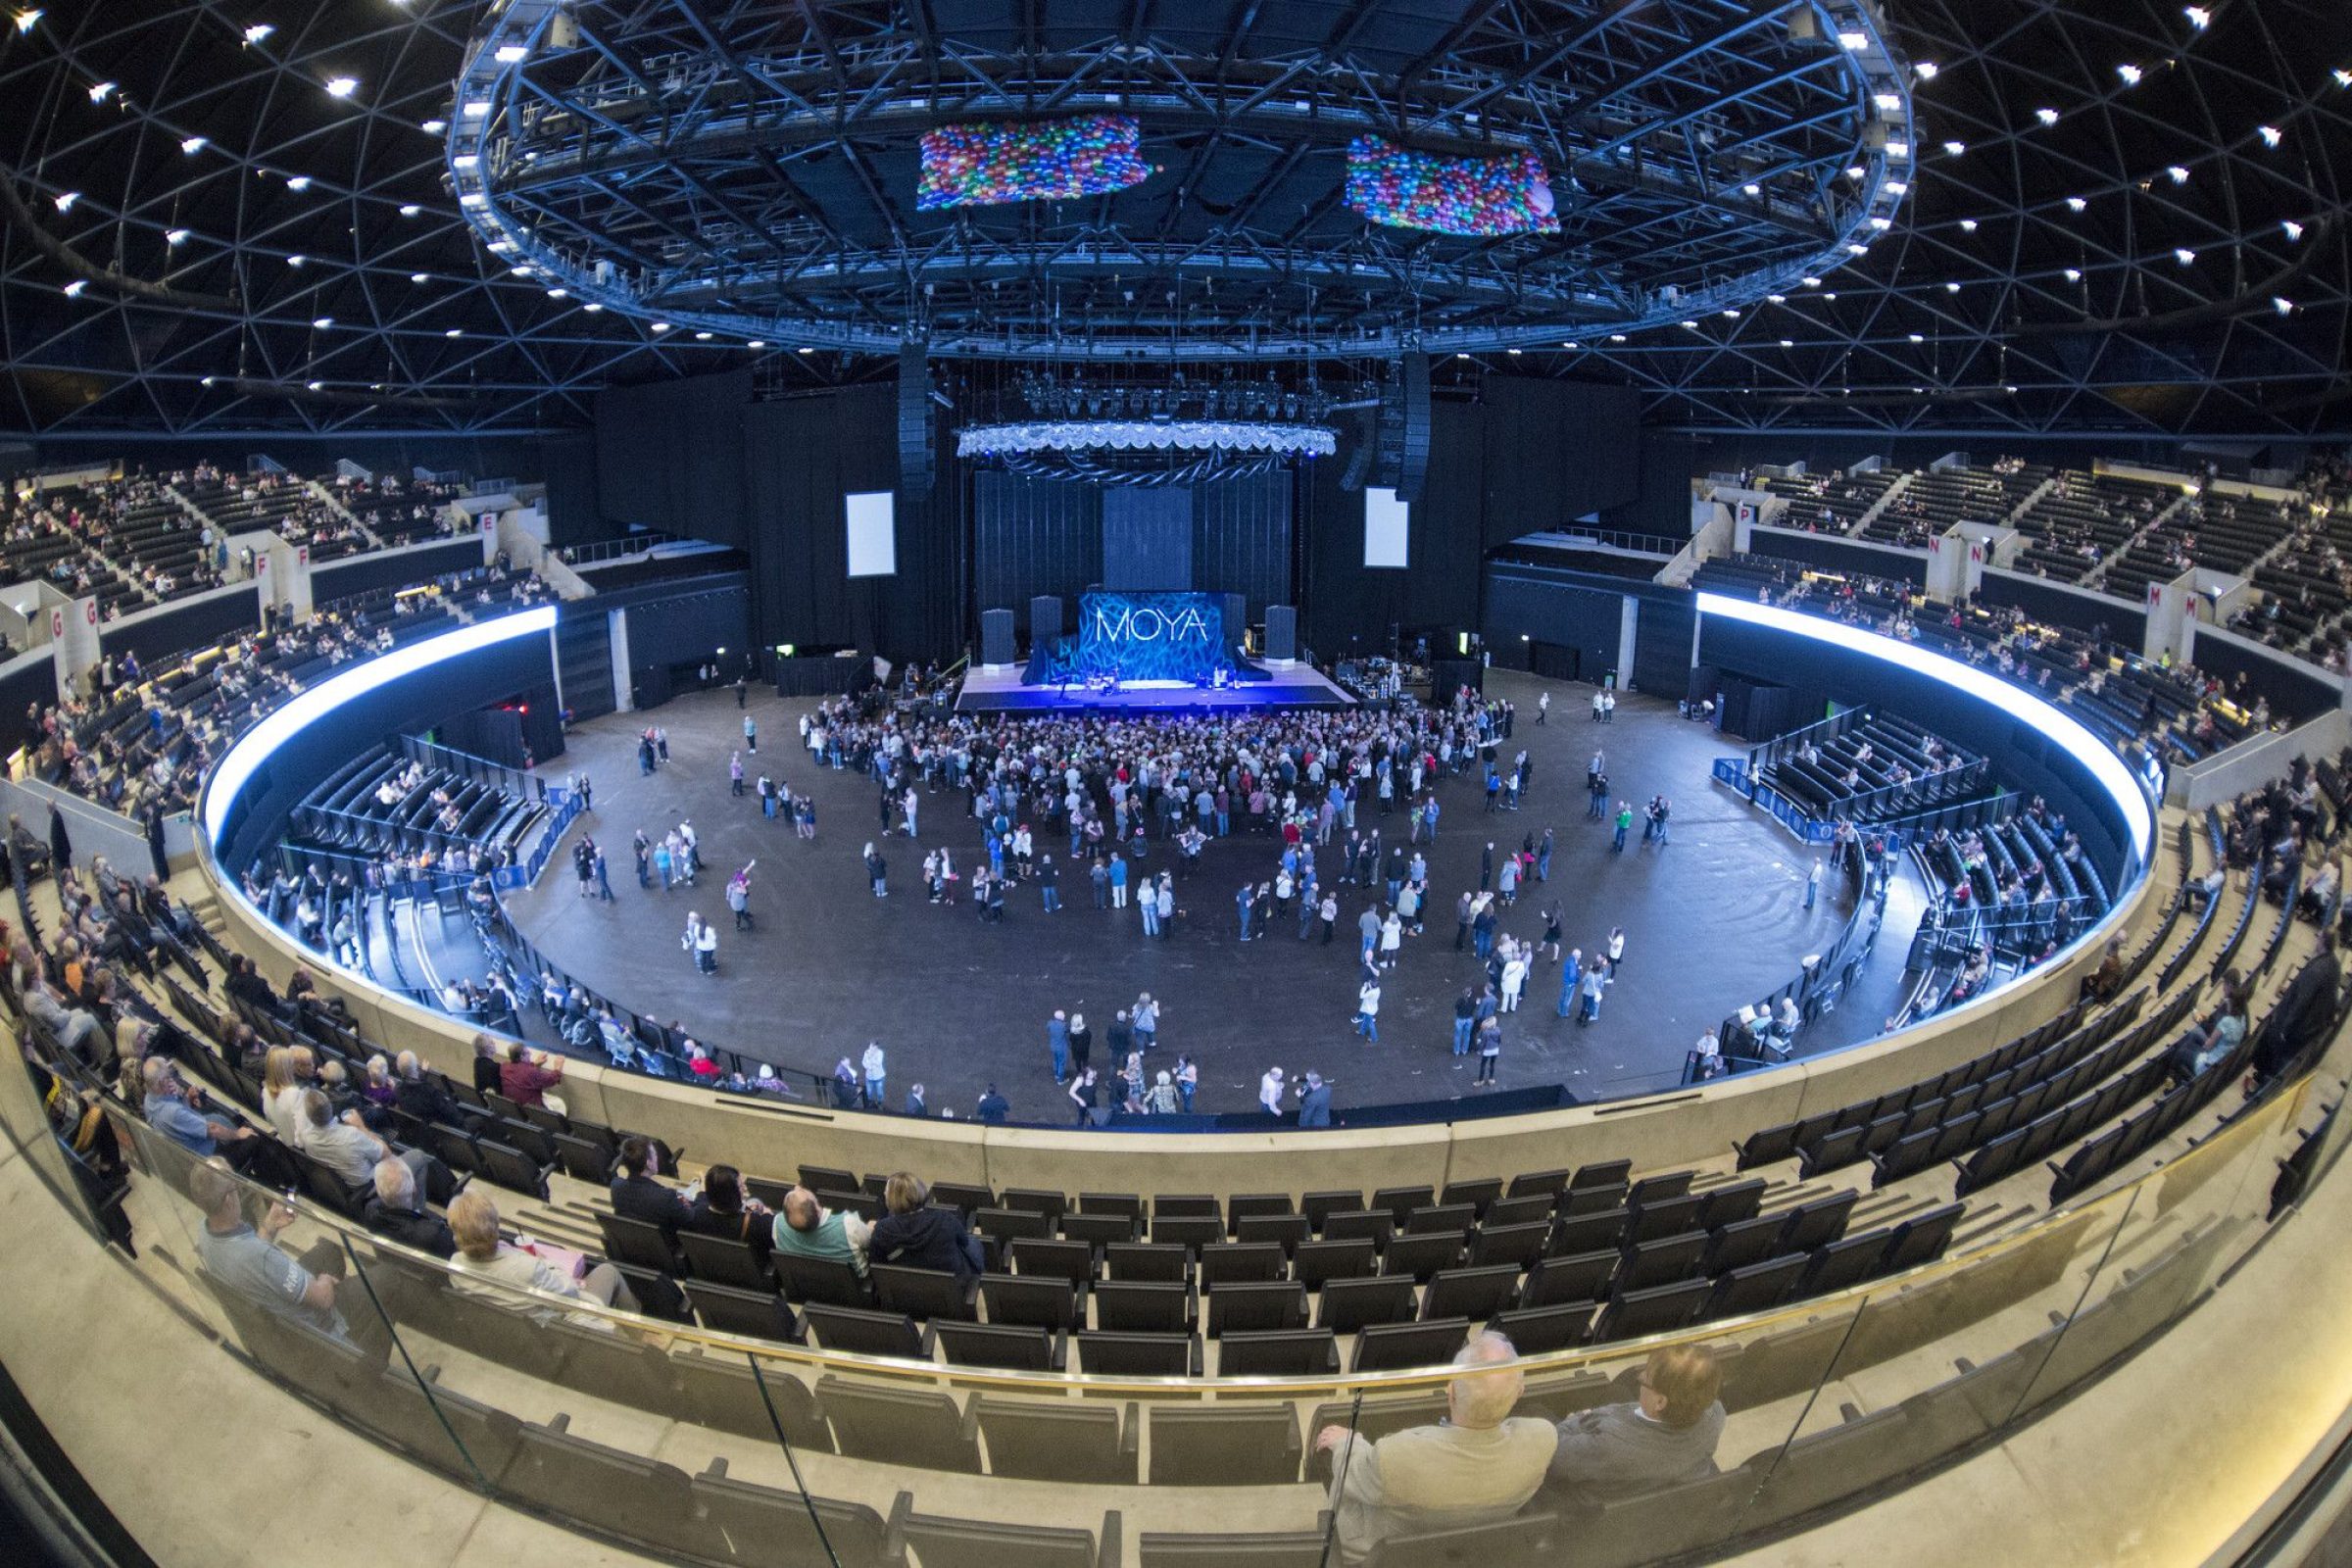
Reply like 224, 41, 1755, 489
189, 1159, 350, 1344
1548, 1344, 1727, 1501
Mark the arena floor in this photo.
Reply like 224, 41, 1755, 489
494, 670, 1920, 1121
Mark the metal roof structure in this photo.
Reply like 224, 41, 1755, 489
0, 0, 2346, 439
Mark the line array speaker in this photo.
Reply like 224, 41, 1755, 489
898, 339, 933, 497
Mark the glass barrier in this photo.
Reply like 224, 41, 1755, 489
5, 1017, 2322, 1568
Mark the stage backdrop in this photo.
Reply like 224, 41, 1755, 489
1076, 591, 1226, 684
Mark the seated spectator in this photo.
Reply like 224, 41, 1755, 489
363, 1158, 456, 1259
1546, 1344, 1726, 1502
497, 1040, 564, 1108
868, 1171, 981, 1279
392, 1050, 464, 1126
23, 977, 105, 1067
1313, 1331, 1557, 1562
140, 1057, 263, 1168
296, 1088, 436, 1193
189, 1157, 349, 1343
770, 1185, 874, 1278
447, 1190, 638, 1326
470, 1032, 504, 1096
682, 1164, 772, 1257
609, 1135, 705, 1246
2081, 936, 2126, 1003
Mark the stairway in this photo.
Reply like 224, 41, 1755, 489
1849, 470, 1915, 537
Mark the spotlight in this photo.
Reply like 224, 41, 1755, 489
312, 316, 333, 329
583, 303, 603, 313
181, 135, 207, 155
52, 190, 77, 212
62, 279, 85, 298
1913, 61, 1937, 79
420, 119, 447, 133
306, 380, 322, 391
2064, 268, 2082, 281
2283, 220, 2305, 241
446, 327, 463, 337
494, 44, 528, 63
285, 175, 312, 191
2259, 125, 2282, 147
1837, 29, 1868, 50
652, 321, 670, 332
2034, 108, 2059, 125
165, 228, 189, 245
242, 24, 272, 44
12, 10, 39, 33
1943, 140, 1966, 156
2116, 64, 2142, 85
547, 287, 567, 298
2183, 6, 2209, 28
1873, 92, 1902, 112
400, 203, 422, 217
2274, 297, 2295, 316
324, 76, 359, 99
1960, 219, 1979, 232
2165, 165, 2189, 184
2065, 197, 2086, 212
87, 80, 116, 103
412, 272, 428, 283
2174, 247, 2196, 265
287, 255, 305, 267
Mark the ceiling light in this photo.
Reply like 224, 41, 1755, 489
583, 302, 603, 313
11, 10, 39, 33
87, 81, 116, 104
2064, 268, 2082, 282
485, 239, 514, 253
324, 76, 359, 99
2283, 220, 2305, 241
311, 316, 333, 329
1873, 92, 1902, 112
1868, 216, 1892, 230
446, 327, 463, 337
165, 228, 189, 245
1767, 293, 1787, 304
180, 135, 207, 155
1824, 292, 1838, 301
52, 190, 77, 212
2183, 6, 2209, 28
1961, 219, 1979, 232
411, 271, 428, 283
1837, 29, 1868, 50
305, 380, 322, 391
1721, 308, 1740, 318
399, 203, 422, 217
1886, 140, 1910, 160
421, 119, 448, 133
1847, 243, 1869, 255
695, 330, 713, 340
1945, 281, 1961, 293
652, 321, 670, 332
494, 43, 529, 63
2116, 64, 2142, 85
1914, 61, 1937, 80
547, 287, 567, 298
287, 254, 305, 267
2259, 125, 2282, 147
453, 153, 479, 171
1741, 183, 1760, 196
508, 265, 533, 276
2274, 296, 2295, 316
61, 280, 85, 298
1682, 319, 1699, 329
2034, 108, 2059, 126
1908, 332, 1925, 343
243, 23, 272, 43
460, 191, 488, 207
1779, 338, 1793, 347
2065, 196, 2087, 212
1801, 275, 1822, 287
2166, 165, 2189, 184
1884, 180, 1908, 195
1942, 140, 1966, 156
2336, 70, 2352, 88
2174, 247, 2196, 264
1845, 166, 1866, 180
797, 346, 813, 354
200, 375, 215, 386
285, 174, 312, 191
1561, 341, 1577, 350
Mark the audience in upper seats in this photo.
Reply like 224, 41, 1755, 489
447, 1189, 638, 1325
2251, 931, 2342, 1086
23, 975, 106, 1067
296, 1087, 438, 1194
470, 1032, 504, 1096
498, 1039, 564, 1108
392, 1050, 465, 1125
189, 1157, 350, 1343
868, 1171, 981, 1279
770, 1185, 874, 1278
1546, 1344, 1727, 1501
1313, 1331, 1558, 1562
609, 1135, 706, 1246
364, 1157, 457, 1258
682, 1164, 772, 1257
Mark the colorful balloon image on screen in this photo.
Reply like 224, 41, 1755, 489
1344, 136, 1559, 236
917, 115, 1153, 210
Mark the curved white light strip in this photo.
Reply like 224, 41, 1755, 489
1696, 593, 2153, 864
201, 607, 558, 854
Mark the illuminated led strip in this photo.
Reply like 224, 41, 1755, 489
201, 606, 559, 853
1695, 593, 2153, 863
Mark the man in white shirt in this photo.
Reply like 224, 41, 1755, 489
1314, 1332, 1557, 1562
1258, 1066, 1286, 1116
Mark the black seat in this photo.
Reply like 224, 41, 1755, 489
1379, 1231, 1463, 1282
802, 1303, 932, 1359
1315, 1274, 1418, 1334
1151, 1214, 1225, 1249
1216, 1329, 1340, 1377
1352, 1316, 1475, 1372
1292, 1238, 1379, 1289
1701, 1213, 1786, 1277
681, 1280, 798, 1342
981, 1271, 1083, 1330
1618, 1233, 1706, 1293
1699, 1254, 1807, 1321
1092, 1281, 1193, 1334
1489, 1299, 1594, 1352
1522, 1249, 1619, 1308
871, 1262, 977, 1321
1421, 1264, 1520, 1321
1010, 1238, 1097, 1286
890, 1504, 1114, 1568
1102, 1243, 1190, 1282
775, 1251, 870, 1308
1198, 1243, 1287, 1287
678, 1232, 773, 1292
1591, 1279, 1708, 1342
936, 1320, 1066, 1371
1205, 1281, 1306, 1336
595, 1211, 676, 1273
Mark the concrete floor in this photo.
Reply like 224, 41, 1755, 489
499, 671, 1901, 1120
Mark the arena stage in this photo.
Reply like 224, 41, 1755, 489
957, 662, 1357, 713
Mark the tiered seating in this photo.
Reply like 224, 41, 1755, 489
7, 483, 151, 612
2009, 471, 2174, 583
1758, 710, 1989, 826
1862, 467, 2012, 548
289, 745, 546, 866
98, 482, 219, 602
1755, 469, 1899, 533
177, 469, 369, 559
330, 472, 466, 544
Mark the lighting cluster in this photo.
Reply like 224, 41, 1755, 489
915, 115, 1151, 210
1343, 137, 1558, 236
1012, 371, 1338, 426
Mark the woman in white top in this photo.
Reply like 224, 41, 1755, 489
1499, 952, 1529, 1013
261, 1046, 308, 1145
1380, 910, 1403, 967
447, 1191, 636, 1328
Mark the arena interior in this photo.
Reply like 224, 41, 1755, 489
4, 2, 2352, 1565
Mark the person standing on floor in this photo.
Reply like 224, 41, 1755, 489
730, 752, 745, 797
1354, 977, 1382, 1042
633, 830, 651, 887
860, 1041, 887, 1106
863, 842, 888, 898
1805, 858, 1824, 910
1175, 1054, 1199, 1113
1067, 1012, 1093, 1078
593, 843, 613, 902
1047, 1010, 1070, 1084
1132, 993, 1160, 1054
1454, 986, 1478, 1055
1605, 926, 1626, 981
695, 916, 719, 974
1318, 890, 1340, 944
1038, 854, 1060, 912
1612, 800, 1634, 853
1579, 958, 1606, 1023
743, 712, 758, 754
726, 862, 756, 930
1475, 1017, 1503, 1084
1556, 947, 1584, 1018
1110, 852, 1130, 910
1154, 873, 1174, 937
1068, 1067, 1102, 1125
1258, 1065, 1287, 1117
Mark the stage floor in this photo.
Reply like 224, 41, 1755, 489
494, 672, 1921, 1124
958, 662, 1355, 712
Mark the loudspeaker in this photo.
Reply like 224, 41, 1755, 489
1221, 593, 1247, 659
1263, 605, 1298, 662
1029, 595, 1063, 647
898, 339, 933, 497
1396, 351, 1430, 504
979, 608, 1016, 667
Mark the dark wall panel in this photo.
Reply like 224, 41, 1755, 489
1102, 488, 1194, 589
1479, 377, 1642, 546
1746, 529, 1928, 585
1977, 571, 2146, 646
104, 588, 264, 667
1481, 567, 1622, 680
972, 473, 1102, 613
314, 539, 483, 605
1192, 469, 1294, 622
1302, 401, 1482, 657
2187, 630, 2341, 722
1631, 590, 1697, 698
593, 368, 752, 541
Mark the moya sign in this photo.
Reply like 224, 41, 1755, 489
1090, 602, 1213, 645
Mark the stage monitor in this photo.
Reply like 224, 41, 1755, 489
1365, 487, 1410, 568
1077, 590, 1226, 686
846, 491, 897, 578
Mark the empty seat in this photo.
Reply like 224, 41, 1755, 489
1216, 1330, 1340, 1377
872, 1263, 977, 1322
1421, 1264, 1521, 1321
891, 1503, 1117, 1568
689, 1460, 896, 1568
1102, 1243, 1190, 1282
981, 1272, 1083, 1330
802, 1303, 930, 1360
816, 1374, 979, 1471
1522, 1249, 1619, 1308
1205, 1281, 1307, 1336
1592, 1280, 1708, 1342
1198, 1243, 1287, 1286
1293, 1238, 1379, 1289
681, 1280, 798, 1342
1316, 1274, 1418, 1334
1380, 1231, 1463, 1282
1489, 1299, 1594, 1353
1077, 1331, 1200, 1376
1353, 1316, 1476, 1372
1148, 1403, 1303, 1485
937, 1320, 1066, 1371
1092, 1281, 1193, 1334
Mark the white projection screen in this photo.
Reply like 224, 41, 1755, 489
846, 491, 898, 577
1364, 487, 1410, 568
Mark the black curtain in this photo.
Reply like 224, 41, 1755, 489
1479, 376, 1642, 546
593, 368, 753, 540
1300, 400, 1484, 657
972, 472, 1102, 612
1102, 488, 1195, 589
1192, 468, 1294, 622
